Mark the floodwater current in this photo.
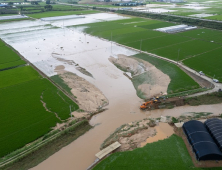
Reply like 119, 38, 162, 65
0, 13, 222, 170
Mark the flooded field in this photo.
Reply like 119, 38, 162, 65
1, 13, 222, 170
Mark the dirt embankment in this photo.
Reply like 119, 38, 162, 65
55, 65, 108, 113
101, 118, 174, 152
109, 54, 170, 98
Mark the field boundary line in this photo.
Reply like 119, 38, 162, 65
181, 46, 222, 61
121, 34, 167, 45
149, 39, 194, 52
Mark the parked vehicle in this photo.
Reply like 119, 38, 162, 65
213, 79, 219, 83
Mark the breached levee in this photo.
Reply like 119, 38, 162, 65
109, 54, 170, 98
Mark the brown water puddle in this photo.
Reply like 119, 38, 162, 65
141, 122, 174, 147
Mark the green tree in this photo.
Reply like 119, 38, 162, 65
44, 4, 53, 10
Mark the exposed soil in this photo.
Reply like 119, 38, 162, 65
101, 119, 151, 150
101, 118, 174, 152
119, 128, 156, 151
109, 54, 170, 98
55, 66, 108, 112
52, 123, 66, 131
72, 111, 89, 118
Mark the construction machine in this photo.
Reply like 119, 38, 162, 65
140, 96, 161, 110
140, 100, 153, 110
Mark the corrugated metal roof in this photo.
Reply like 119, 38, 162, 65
95, 142, 121, 159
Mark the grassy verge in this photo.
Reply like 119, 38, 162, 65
163, 88, 209, 98
1, 120, 91, 170
51, 74, 73, 95
185, 92, 222, 106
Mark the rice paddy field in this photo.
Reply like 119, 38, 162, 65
93, 135, 222, 170
0, 41, 79, 157
27, 10, 100, 19
79, 17, 222, 81
0, 41, 26, 70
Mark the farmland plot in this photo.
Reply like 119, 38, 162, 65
0, 45, 25, 68
125, 35, 192, 51
0, 77, 78, 157
151, 39, 221, 61
183, 47, 222, 81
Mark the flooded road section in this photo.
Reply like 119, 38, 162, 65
0, 13, 222, 170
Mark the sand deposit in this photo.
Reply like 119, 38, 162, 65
55, 67, 108, 112
109, 54, 170, 98
119, 128, 156, 151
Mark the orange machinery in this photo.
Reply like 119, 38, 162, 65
140, 97, 161, 110
140, 100, 153, 110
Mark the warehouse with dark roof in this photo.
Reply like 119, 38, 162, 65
183, 120, 222, 161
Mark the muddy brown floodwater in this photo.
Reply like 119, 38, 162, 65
32, 102, 222, 170
0, 14, 222, 170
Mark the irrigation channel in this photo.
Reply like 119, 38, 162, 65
1, 13, 222, 170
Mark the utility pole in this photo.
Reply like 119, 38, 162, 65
63, 20, 65, 36
140, 39, 143, 53
111, 32, 113, 54
70, 105, 72, 120
177, 49, 180, 65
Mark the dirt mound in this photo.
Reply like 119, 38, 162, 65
55, 66, 108, 112
109, 54, 170, 98
119, 128, 156, 151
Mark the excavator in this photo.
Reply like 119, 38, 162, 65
140, 100, 153, 110
140, 96, 161, 110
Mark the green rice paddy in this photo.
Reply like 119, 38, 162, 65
93, 135, 222, 170
0, 45, 25, 69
